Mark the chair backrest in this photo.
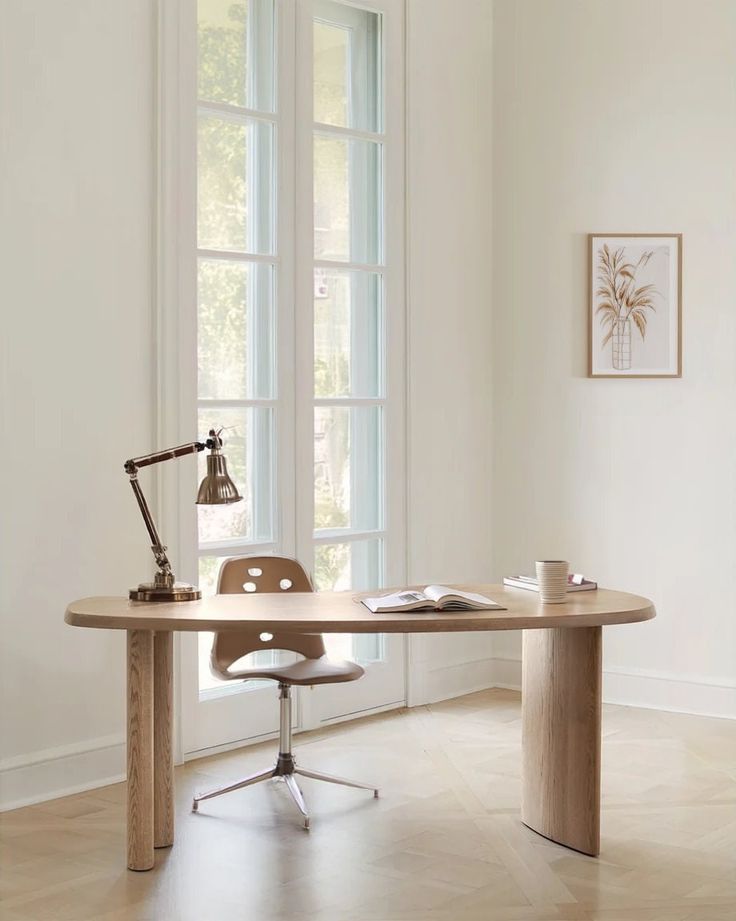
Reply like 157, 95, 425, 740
210, 556, 326, 678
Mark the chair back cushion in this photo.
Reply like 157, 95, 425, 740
210, 556, 326, 678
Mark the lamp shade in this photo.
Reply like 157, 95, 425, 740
196, 452, 242, 505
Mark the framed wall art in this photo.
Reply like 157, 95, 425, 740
588, 233, 682, 378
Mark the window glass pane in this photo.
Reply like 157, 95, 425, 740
198, 0, 275, 112
198, 406, 274, 544
323, 629, 384, 666
316, 540, 384, 665
198, 555, 222, 597
314, 538, 382, 591
314, 270, 382, 398
198, 260, 274, 400
198, 631, 221, 691
314, 405, 382, 532
314, 136, 381, 264
197, 557, 222, 691
313, 4, 381, 132
313, 22, 348, 127
198, 115, 274, 254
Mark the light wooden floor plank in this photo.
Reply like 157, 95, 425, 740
1, 689, 734, 921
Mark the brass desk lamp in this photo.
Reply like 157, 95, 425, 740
124, 428, 241, 602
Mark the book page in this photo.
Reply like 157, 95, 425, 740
424, 585, 502, 609
424, 585, 492, 604
395, 591, 429, 604
423, 585, 455, 602
361, 590, 431, 613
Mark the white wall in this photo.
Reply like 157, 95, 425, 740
406, 0, 494, 703
491, 0, 736, 717
0, 0, 494, 808
0, 0, 156, 807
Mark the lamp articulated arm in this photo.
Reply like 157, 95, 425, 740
124, 442, 207, 584
124, 429, 240, 603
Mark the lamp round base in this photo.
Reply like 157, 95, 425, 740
129, 583, 201, 603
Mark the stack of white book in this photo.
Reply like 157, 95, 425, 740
503, 575, 597, 593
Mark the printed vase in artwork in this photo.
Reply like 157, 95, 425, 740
596, 245, 659, 372
612, 317, 632, 370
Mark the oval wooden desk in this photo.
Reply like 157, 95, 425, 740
65, 586, 655, 871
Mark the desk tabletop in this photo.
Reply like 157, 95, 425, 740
65, 585, 655, 633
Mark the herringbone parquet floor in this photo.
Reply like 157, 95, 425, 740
1, 689, 734, 921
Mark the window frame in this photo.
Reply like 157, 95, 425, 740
158, 0, 406, 754
294, 0, 406, 592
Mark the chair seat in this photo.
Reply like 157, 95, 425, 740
224, 655, 365, 686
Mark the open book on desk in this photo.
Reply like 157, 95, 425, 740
362, 585, 506, 614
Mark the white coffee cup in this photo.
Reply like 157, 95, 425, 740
535, 560, 569, 604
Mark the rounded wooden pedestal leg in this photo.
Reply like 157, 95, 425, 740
521, 626, 602, 857
127, 630, 155, 871
154, 631, 175, 849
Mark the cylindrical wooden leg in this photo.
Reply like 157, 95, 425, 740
521, 626, 602, 856
127, 629, 155, 871
154, 631, 174, 848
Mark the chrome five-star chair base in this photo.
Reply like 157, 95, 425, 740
192, 684, 379, 829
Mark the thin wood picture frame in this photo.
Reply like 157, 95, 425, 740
588, 233, 682, 378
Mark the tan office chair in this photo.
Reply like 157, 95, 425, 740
191, 556, 378, 828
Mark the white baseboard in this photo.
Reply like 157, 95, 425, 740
182, 699, 406, 762
4, 659, 733, 812
486, 656, 523, 692
0, 735, 125, 813
422, 657, 497, 705
1, 700, 410, 811
487, 657, 736, 720
602, 664, 736, 719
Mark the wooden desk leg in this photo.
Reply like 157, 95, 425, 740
127, 629, 155, 871
154, 631, 174, 849
521, 626, 602, 856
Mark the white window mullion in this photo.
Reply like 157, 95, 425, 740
314, 258, 383, 272
276, 0, 298, 560
197, 399, 278, 408
293, 0, 317, 579
378, 0, 406, 589
198, 101, 278, 125
197, 249, 279, 264
198, 540, 277, 558
313, 398, 384, 407
313, 528, 385, 545
313, 122, 384, 143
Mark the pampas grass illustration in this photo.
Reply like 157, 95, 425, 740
596, 245, 660, 347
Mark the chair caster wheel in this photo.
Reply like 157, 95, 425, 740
304, 818, 310, 830
374, 790, 379, 798
192, 800, 199, 812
